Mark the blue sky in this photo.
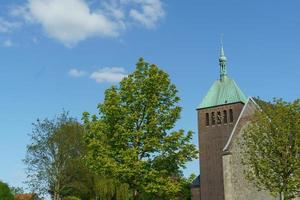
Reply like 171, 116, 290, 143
0, 0, 300, 189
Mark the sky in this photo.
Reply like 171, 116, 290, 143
0, 0, 300, 190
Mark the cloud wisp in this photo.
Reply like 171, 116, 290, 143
69, 68, 87, 77
0, 18, 21, 33
90, 67, 127, 83
8, 0, 165, 47
129, 0, 165, 28
69, 67, 127, 83
3, 39, 13, 47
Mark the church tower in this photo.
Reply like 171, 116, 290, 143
197, 45, 247, 200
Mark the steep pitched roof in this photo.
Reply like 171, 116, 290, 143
190, 175, 200, 188
198, 77, 247, 109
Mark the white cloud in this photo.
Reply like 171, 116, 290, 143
8, 0, 165, 46
21, 0, 124, 47
129, 0, 165, 28
69, 68, 87, 77
90, 67, 127, 83
3, 39, 13, 47
69, 67, 127, 83
0, 18, 20, 33
102, 1, 125, 20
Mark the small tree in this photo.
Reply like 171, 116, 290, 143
0, 181, 14, 200
83, 58, 198, 199
241, 98, 300, 200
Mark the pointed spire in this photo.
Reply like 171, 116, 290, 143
219, 35, 227, 81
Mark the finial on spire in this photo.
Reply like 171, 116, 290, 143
219, 34, 226, 61
219, 34, 227, 81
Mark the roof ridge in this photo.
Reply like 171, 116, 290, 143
232, 79, 246, 100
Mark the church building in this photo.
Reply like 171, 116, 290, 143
191, 45, 291, 200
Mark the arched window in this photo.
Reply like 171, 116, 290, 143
229, 109, 233, 123
223, 110, 228, 124
217, 111, 221, 124
205, 113, 209, 126
211, 112, 216, 125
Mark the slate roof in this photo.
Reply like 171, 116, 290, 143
190, 175, 200, 188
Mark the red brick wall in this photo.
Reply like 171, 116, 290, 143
198, 103, 244, 200
191, 186, 201, 200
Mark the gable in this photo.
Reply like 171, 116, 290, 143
223, 97, 258, 152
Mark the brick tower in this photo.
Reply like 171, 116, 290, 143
197, 45, 247, 200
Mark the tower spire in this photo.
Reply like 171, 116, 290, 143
219, 35, 227, 81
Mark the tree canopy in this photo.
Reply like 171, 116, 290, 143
241, 98, 300, 200
0, 181, 14, 200
83, 58, 198, 200
24, 112, 87, 200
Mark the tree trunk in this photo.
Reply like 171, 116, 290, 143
53, 184, 60, 200
279, 192, 284, 200
53, 192, 59, 200
133, 190, 139, 200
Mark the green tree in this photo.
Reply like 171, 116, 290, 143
178, 174, 197, 200
83, 58, 198, 200
63, 196, 81, 200
92, 176, 131, 200
241, 98, 300, 200
24, 112, 86, 200
0, 181, 14, 200
9, 186, 24, 196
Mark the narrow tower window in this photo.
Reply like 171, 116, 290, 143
217, 111, 221, 124
205, 113, 209, 126
223, 110, 228, 124
211, 112, 216, 125
229, 109, 234, 123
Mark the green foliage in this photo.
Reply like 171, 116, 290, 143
63, 196, 81, 200
178, 174, 197, 200
93, 177, 131, 200
241, 98, 300, 200
0, 181, 14, 200
24, 112, 131, 200
9, 186, 24, 196
24, 112, 87, 200
83, 58, 198, 199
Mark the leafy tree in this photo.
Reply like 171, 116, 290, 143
64, 166, 130, 200
9, 186, 24, 196
83, 58, 198, 199
0, 181, 14, 200
241, 98, 300, 200
24, 112, 86, 200
63, 196, 81, 200
178, 174, 197, 200
92, 176, 131, 200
